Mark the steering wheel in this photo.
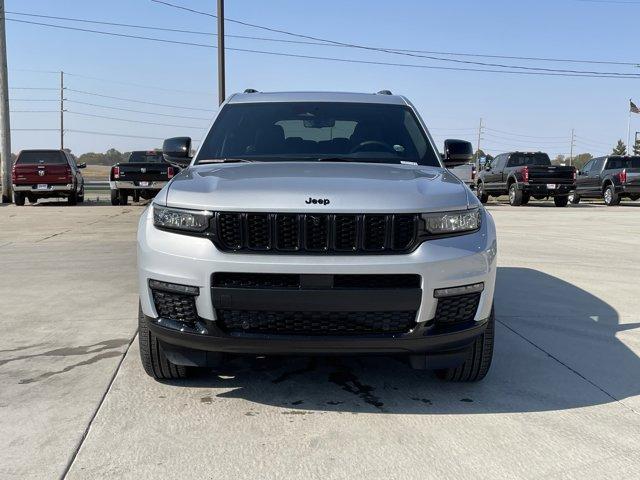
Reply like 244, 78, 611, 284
349, 140, 396, 154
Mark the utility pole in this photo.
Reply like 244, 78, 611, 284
0, 0, 11, 203
60, 71, 64, 150
217, 0, 225, 106
569, 129, 575, 166
475, 118, 483, 167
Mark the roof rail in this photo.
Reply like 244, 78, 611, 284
244, 88, 259, 93
376, 90, 393, 95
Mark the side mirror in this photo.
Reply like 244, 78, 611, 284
77, 162, 86, 169
443, 139, 474, 168
163, 137, 192, 168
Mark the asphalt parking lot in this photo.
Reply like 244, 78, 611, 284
1, 196, 639, 480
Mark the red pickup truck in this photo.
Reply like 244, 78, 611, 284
12, 149, 85, 206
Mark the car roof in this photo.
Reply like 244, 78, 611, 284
227, 91, 409, 106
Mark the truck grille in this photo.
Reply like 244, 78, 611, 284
215, 213, 418, 254
212, 273, 420, 290
434, 293, 481, 324
217, 310, 417, 335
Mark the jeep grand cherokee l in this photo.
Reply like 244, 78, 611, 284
137, 91, 497, 382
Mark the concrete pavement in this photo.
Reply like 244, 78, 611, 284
1, 197, 639, 479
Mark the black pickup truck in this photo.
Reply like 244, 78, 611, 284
571, 155, 640, 206
109, 150, 177, 205
476, 151, 576, 207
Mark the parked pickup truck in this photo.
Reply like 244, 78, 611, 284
137, 90, 497, 383
12, 149, 85, 206
476, 151, 576, 207
571, 155, 640, 206
109, 150, 176, 205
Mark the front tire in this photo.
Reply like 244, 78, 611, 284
554, 196, 569, 207
435, 307, 495, 382
521, 192, 531, 205
508, 183, 523, 206
138, 304, 189, 380
67, 190, 78, 206
476, 182, 489, 204
603, 185, 620, 206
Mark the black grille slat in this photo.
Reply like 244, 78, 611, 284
212, 273, 300, 289
334, 215, 358, 251
304, 214, 329, 251
333, 274, 420, 289
218, 213, 243, 250
246, 214, 271, 250
218, 310, 417, 335
276, 214, 300, 251
152, 290, 198, 324
363, 215, 388, 251
435, 293, 481, 324
216, 213, 418, 254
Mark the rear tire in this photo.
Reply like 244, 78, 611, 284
118, 190, 128, 206
554, 196, 569, 207
476, 182, 489, 204
78, 186, 85, 203
133, 191, 140, 203
67, 190, 78, 206
435, 307, 495, 382
629, 194, 639, 201
603, 185, 620, 206
569, 192, 580, 204
508, 183, 523, 206
14, 191, 25, 206
138, 303, 189, 380
110, 189, 120, 206
27, 195, 37, 204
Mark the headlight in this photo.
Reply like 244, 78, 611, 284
421, 208, 481, 235
153, 204, 212, 233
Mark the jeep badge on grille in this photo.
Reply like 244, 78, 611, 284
305, 197, 330, 205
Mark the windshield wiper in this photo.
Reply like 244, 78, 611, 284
315, 157, 361, 162
197, 158, 253, 164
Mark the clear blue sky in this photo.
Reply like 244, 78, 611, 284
6, 0, 640, 157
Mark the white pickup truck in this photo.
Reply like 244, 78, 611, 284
137, 90, 497, 383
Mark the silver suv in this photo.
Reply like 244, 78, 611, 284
137, 91, 497, 382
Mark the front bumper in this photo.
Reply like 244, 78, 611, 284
138, 206, 497, 355
13, 184, 73, 193
110, 180, 167, 190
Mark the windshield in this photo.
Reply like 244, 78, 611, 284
195, 102, 441, 166
508, 153, 551, 167
606, 157, 640, 169
128, 151, 164, 163
16, 151, 65, 165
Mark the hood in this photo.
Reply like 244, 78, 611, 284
163, 162, 473, 213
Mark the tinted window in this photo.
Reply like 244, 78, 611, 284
196, 102, 441, 166
581, 160, 594, 173
128, 151, 164, 163
507, 153, 551, 167
16, 151, 65, 165
605, 157, 640, 169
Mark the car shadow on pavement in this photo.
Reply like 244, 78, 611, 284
168, 267, 640, 415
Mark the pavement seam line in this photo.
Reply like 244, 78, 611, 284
59, 331, 138, 480
497, 318, 640, 416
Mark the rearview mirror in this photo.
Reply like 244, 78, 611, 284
77, 162, 86, 169
443, 139, 474, 168
163, 137, 192, 168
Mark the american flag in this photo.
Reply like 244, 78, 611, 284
631, 100, 640, 114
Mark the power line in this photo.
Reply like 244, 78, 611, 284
66, 129, 165, 140
11, 109, 57, 113
9, 86, 57, 90
483, 131, 570, 145
65, 88, 216, 112
66, 110, 206, 129
65, 99, 212, 120
8, 18, 640, 79
9, 10, 639, 67
12, 128, 58, 131
64, 72, 214, 96
10, 98, 58, 101
484, 127, 568, 139
149, 0, 640, 77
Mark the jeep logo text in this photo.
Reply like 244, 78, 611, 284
305, 197, 330, 205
